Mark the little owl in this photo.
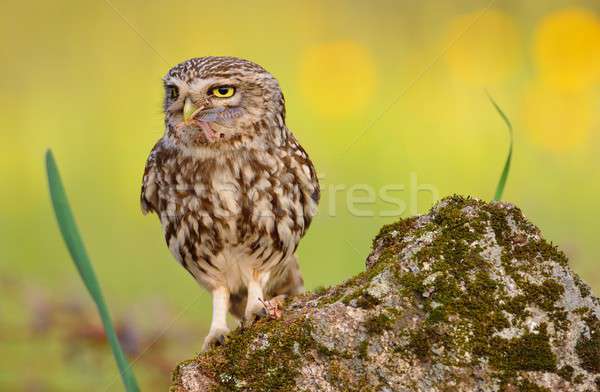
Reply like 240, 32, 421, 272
140, 57, 319, 350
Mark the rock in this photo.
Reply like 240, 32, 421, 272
171, 196, 600, 392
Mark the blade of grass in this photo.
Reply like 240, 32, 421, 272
45, 150, 140, 392
486, 92, 513, 201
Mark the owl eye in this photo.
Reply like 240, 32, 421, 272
211, 86, 236, 98
166, 85, 179, 100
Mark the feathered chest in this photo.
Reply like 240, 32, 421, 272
145, 144, 319, 262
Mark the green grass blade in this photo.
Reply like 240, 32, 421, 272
487, 93, 513, 201
45, 150, 140, 392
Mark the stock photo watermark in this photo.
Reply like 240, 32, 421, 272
324, 172, 439, 218
166, 172, 439, 220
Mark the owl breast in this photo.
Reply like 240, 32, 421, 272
146, 141, 319, 291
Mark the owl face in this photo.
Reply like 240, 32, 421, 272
162, 57, 285, 146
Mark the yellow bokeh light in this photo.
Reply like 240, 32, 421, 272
445, 10, 521, 84
298, 41, 377, 118
521, 81, 594, 152
534, 8, 600, 91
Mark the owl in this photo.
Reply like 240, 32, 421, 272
140, 57, 319, 350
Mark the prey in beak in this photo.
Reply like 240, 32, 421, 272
182, 97, 219, 142
183, 97, 202, 123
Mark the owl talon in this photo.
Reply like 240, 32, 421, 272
242, 297, 285, 328
242, 303, 268, 328
202, 327, 230, 351
241, 313, 263, 328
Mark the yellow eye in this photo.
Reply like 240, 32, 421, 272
211, 86, 235, 98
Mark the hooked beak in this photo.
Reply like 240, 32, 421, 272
183, 97, 203, 123
181, 97, 219, 141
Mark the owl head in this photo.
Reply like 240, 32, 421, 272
162, 56, 286, 148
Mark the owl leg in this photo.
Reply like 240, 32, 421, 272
243, 276, 269, 326
202, 286, 230, 351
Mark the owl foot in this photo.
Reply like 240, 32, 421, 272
202, 327, 230, 351
242, 302, 268, 328
242, 296, 286, 327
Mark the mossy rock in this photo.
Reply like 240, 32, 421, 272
171, 196, 600, 392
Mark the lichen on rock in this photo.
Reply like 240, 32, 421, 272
171, 196, 600, 392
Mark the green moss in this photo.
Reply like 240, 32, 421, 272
511, 379, 551, 392
512, 278, 571, 332
427, 306, 446, 323
557, 365, 574, 382
397, 271, 425, 295
317, 289, 344, 307
550, 308, 570, 333
576, 316, 600, 373
198, 316, 314, 391
407, 328, 433, 360
521, 279, 564, 311
392, 199, 507, 366
573, 373, 584, 384
315, 341, 354, 360
504, 295, 529, 325
358, 340, 369, 360
365, 313, 394, 335
327, 360, 351, 390
312, 285, 328, 296
489, 323, 556, 372
171, 358, 198, 386
574, 275, 592, 298
486, 204, 513, 248
575, 307, 591, 316
374, 216, 418, 248
382, 197, 568, 379
340, 288, 380, 309
509, 240, 569, 268
315, 342, 336, 357
326, 359, 370, 392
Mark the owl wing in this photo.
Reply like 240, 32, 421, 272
140, 139, 164, 215
285, 132, 320, 234
288, 134, 320, 203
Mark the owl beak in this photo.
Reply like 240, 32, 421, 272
183, 97, 202, 123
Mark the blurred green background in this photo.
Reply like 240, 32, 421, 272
2, 0, 600, 390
